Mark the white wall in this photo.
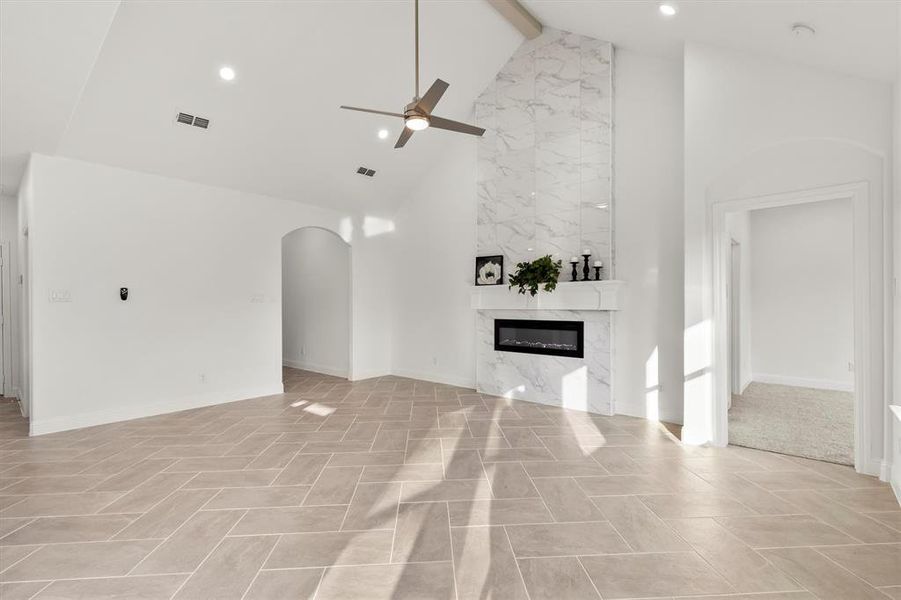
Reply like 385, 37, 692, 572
350, 228, 393, 382
683, 42, 893, 473
17, 166, 33, 418
891, 3, 900, 497
724, 210, 752, 393
0, 195, 21, 401
749, 199, 854, 390
390, 135, 477, 388
23, 154, 390, 435
282, 227, 350, 378
612, 50, 684, 424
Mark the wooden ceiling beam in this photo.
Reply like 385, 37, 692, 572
486, 0, 542, 40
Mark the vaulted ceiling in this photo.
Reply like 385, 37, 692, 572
1, 1, 897, 214
524, 0, 898, 83
1, 0, 522, 214
0, 0, 119, 196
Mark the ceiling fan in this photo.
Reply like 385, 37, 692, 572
340, 0, 486, 148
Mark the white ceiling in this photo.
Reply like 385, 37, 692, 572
0, 0, 119, 195
57, 0, 520, 215
525, 0, 898, 83
0, 0, 897, 213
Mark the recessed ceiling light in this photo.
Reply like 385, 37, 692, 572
378, 129, 389, 140
658, 3, 677, 17
218, 65, 236, 81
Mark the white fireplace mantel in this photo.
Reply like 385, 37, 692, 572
470, 280, 624, 311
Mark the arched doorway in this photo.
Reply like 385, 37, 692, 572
281, 227, 351, 380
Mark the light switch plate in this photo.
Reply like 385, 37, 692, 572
49, 289, 72, 303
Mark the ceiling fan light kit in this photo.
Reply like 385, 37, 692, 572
405, 115, 430, 131
339, 0, 485, 148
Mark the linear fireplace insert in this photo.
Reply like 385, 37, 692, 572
494, 319, 584, 358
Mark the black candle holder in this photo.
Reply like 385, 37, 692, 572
593, 266, 602, 281
581, 254, 591, 281
570, 260, 579, 282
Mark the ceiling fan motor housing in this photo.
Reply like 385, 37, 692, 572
404, 101, 427, 118
337, 0, 484, 146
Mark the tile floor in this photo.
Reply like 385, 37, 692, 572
0, 368, 898, 599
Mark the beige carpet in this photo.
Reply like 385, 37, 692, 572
729, 382, 854, 465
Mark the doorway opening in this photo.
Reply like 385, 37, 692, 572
281, 227, 351, 384
712, 182, 870, 472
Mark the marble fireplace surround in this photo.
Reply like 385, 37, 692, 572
473, 283, 623, 415
472, 26, 617, 416
476, 304, 617, 415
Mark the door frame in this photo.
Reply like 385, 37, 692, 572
728, 238, 741, 399
0, 243, 6, 397
710, 182, 870, 474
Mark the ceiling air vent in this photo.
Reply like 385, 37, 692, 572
175, 111, 211, 130
356, 166, 376, 177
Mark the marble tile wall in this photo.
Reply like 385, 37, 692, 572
474, 28, 613, 277
473, 29, 614, 414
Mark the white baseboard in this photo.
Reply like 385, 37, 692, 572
13, 388, 26, 417
890, 407, 901, 501
390, 368, 475, 390
348, 368, 391, 382
283, 358, 348, 379
29, 383, 285, 436
752, 373, 854, 392
892, 461, 901, 504
614, 402, 683, 426
680, 427, 717, 446
861, 458, 884, 479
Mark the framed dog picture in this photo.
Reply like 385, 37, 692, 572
475, 255, 504, 286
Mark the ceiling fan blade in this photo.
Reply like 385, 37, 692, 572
395, 127, 415, 148
415, 79, 449, 114
429, 115, 486, 137
339, 106, 405, 118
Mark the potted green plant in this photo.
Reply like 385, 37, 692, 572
508, 255, 563, 297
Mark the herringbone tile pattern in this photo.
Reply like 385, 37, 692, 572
0, 368, 898, 599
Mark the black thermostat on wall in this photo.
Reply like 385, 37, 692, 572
120, 287, 128, 301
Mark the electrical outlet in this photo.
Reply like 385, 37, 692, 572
432, 357, 438, 366
199, 373, 207, 384
250, 294, 265, 303
300, 346, 305, 356
49, 289, 72, 303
